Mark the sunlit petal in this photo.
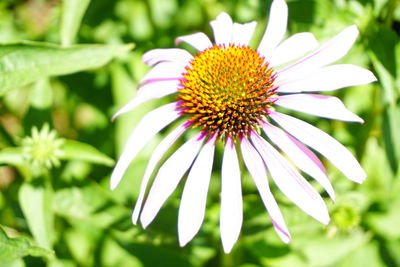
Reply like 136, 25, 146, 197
178, 135, 216, 246
251, 132, 330, 224
262, 122, 334, 200
140, 62, 185, 84
275, 94, 364, 122
176, 32, 213, 51
131, 123, 187, 224
270, 111, 366, 183
112, 80, 180, 120
269, 32, 318, 67
279, 25, 359, 80
140, 133, 204, 228
142, 48, 193, 66
258, 0, 288, 58
241, 138, 291, 243
110, 102, 180, 190
277, 64, 377, 92
210, 12, 233, 45
232, 21, 257, 46
220, 137, 242, 253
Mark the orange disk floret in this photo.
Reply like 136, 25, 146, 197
178, 44, 277, 139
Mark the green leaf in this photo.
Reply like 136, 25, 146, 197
369, 28, 400, 173
293, 230, 370, 266
18, 180, 54, 249
53, 186, 105, 219
30, 78, 52, 109
365, 198, 400, 240
61, 140, 114, 166
0, 147, 31, 178
60, 0, 91, 46
0, 147, 24, 166
0, 227, 53, 261
382, 105, 400, 174
0, 42, 134, 96
110, 63, 136, 155
385, 240, 400, 267
368, 27, 399, 105
360, 137, 394, 202
336, 241, 386, 267
0, 259, 25, 267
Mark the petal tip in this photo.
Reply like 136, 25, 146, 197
109, 176, 120, 191
217, 12, 231, 20
174, 37, 182, 46
111, 113, 119, 122
140, 216, 150, 229
282, 235, 292, 244
330, 192, 336, 202
319, 213, 331, 225
222, 244, 234, 254
178, 236, 190, 247
131, 212, 139, 225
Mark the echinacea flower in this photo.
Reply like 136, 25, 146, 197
110, 0, 376, 253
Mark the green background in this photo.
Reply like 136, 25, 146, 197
0, 0, 399, 266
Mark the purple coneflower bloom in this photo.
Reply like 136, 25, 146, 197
110, 0, 376, 253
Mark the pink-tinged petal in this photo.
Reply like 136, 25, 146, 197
270, 111, 366, 183
277, 64, 377, 92
210, 12, 233, 45
262, 122, 334, 200
288, 134, 326, 175
258, 0, 288, 58
175, 32, 213, 51
142, 48, 193, 66
232, 21, 257, 46
251, 132, 330, 224
140, 62, 184, 84
220, 137, 242, 253
112, 80, 180, 120
140, 133, 204, 228
241, 138, 291, 243
178, 135, 216, 246
110, 102, 180, 190
275, 94, 364, 123
269, 32, 318, 67
279, 25, 359, 80
131, 123, 186, 224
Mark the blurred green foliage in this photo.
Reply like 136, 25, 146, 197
0, 0, 399, 266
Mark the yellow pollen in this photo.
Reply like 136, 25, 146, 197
178, 44, 277, 139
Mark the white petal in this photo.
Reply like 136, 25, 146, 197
279, 25, 359, 80
112, 80, 180, 120
131, 123, 186, 224
210, 12, 233, 45
178, 135, 216, 246
241, 138, 291, 243
270, 111, 366, 183
220, 138, 242, 253
277, 64, 377, 92
251, 132, 330, 224
275, 94, 364, 122
140, 62, 184, 84
110, 102, 180, 190
262, 122, 334, 200
269, 32, 318, 67
140, 133, 204, 228
175, 32, 213, 51
142, 48, 193, 66
258, 0, 288, 58
231, 21, 257, 46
